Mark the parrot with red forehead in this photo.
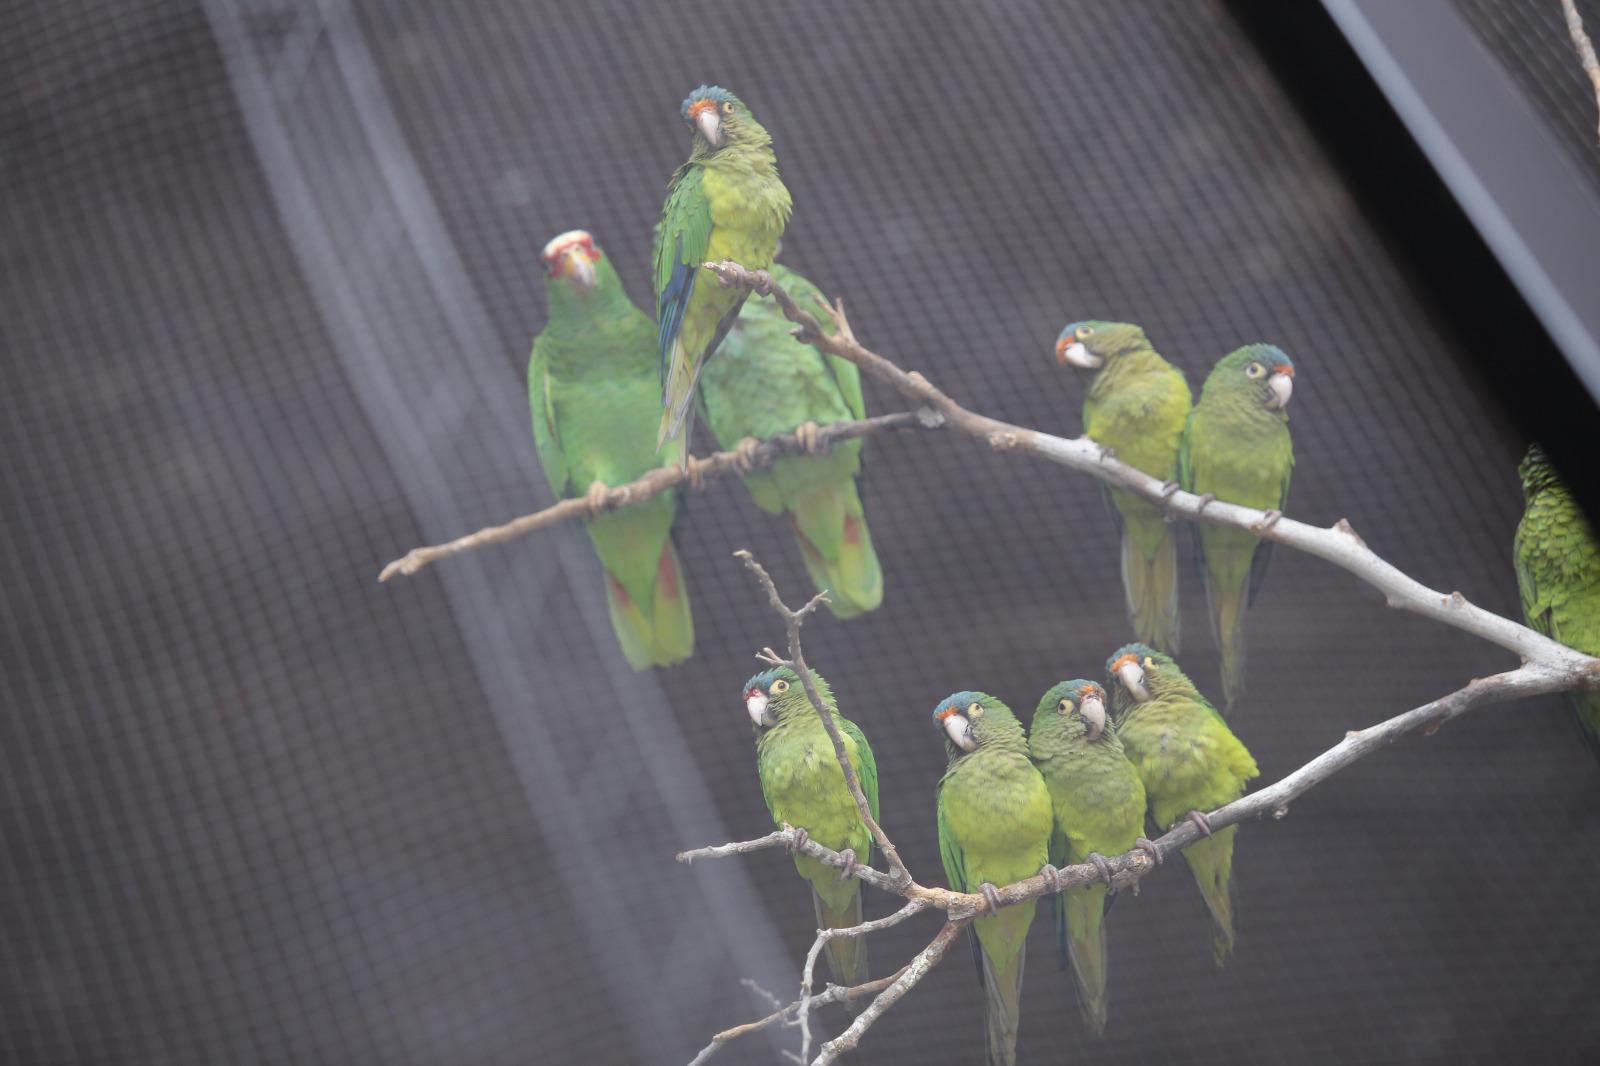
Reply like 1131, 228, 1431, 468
933, 692, 1053, 1065
1027, 680, 1145, 1035
745, 666, 878, 994
1055, 321, 1192, 654
529, 230, 693, 669
654, 85, 791, 456
1106, 644, 1258, 965
1179, 344, 1297, 710
699, 263, 882, 617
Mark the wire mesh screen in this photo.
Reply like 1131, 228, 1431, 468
3, 1, 1598, 1064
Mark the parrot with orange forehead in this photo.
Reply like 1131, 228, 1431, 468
654, 85, 791, 455
528, 230, 693, 669
1179, 344, 1297, 710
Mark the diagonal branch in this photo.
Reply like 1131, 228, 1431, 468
1563, 0, 1600, 143
796, 899, 932, 1062
686, 967, 912, 1066
811, 919, 968, 1066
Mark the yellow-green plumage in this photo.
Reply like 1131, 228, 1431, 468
749, 667, 877, 993
700, 264, 882, 617
1514, 444, 1600, 758
934, 692, 1052, 1066
1106, 645, 1257, 965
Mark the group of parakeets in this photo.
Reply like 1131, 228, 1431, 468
742, 644, 1256, 1064
529, 86, 880, 669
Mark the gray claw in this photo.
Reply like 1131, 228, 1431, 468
836, 847, 858, 882
1135, 837, 1164, 866
1251, 508, 1283, 534
980, 882, 1003, 914
788, 827, 809, 853
1088, 852, 1115, 886
1185, 810, 1214, 837
1038, 864, 1062, 895
751, 269, 774, 296
1194, 492, 1217, 513
1159, 480, 1180, 499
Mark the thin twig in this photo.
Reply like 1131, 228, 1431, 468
797, 900, 931, 1061
686, 968, 911, 1066
1563, 0, 1600, 142
811, 920, 968, 1066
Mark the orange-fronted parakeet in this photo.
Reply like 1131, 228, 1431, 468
1055, 321, 1192, 653
529, 230, 693, 670
1028, 680, 1145, 1036
1514, 443, 1600, 759
934, 692, 1053, 1066
654, 86, 791, 455
746, 666, 878, 992
1107, 644, 1258, 965
1179, 344, 1296, 711
700, 264, 882, 617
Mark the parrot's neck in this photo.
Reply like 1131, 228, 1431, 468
1090, 345, 1177, 398
1204, 386, 1287, 431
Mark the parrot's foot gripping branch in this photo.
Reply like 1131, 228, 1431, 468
1038, 864, 1063, 895
979, 882, 1004, 915
1135, 837, 1164, 866
1088, 853, 1115, 886
1184, 810, 1215, 837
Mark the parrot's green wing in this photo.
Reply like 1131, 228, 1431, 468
1515, 547, 1553, 637
826, 355, 865, 422
839, 717, 880, 822
1245, 454, 1293, 606
527, 336, 569, 498
653, 165, 714, 387
936, 789, 967, 893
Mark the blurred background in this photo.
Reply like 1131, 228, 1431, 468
4, 0, 1600, 1063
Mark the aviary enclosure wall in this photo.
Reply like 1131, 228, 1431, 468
3, 1, 1597, 1063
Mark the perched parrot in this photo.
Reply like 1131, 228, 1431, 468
700, 264, 882, 617
1180, 344, 1297, 711
1514, 444, 1600, 759
1106, 644, 1258, 965
654, 85, 792, 455
1027, 680, 1145, 1036
1055, 321, 1192, 653
933, 692, 1053, 1066
745, 666, 878, 993
528, 230, 694, 670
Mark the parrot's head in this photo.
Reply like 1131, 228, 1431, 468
932, 691, 1022, 756
743, 665, 832, 728
541, 229, 606, 293
1207, 344, 1295, 413
1106, 642, 1185, 713
1053, 320, 1148, 370
681, 85, 760, 152
1518, 443, 1559, 498
1033, 680, 1109, 742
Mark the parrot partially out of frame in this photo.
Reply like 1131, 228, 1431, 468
654, 85, 791, 455
529, 230, 693, 669
700, 263, 883, 617
1106, 644, 1258, 965
746, 666, 878, 992
1028, 679, 1145, 1035
1180, 344, 1297, 711
934, 692, 1053, 1066
1056, 321, 1192, 653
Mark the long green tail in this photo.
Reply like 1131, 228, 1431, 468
1211, 577, 1247, 711
602, 540, 694, 669
1180, 827, 1237, 966
1571, 693, 1600, 764
790, 479, 882, 619
979, 939, 1026, 1066
1061, 883, 1110, 1035
812, 884, 869, 1009
1122, 521, 1180, 654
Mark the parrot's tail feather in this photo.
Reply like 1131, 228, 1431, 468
1180, 827, 1237, 967
790, 479, 882, 619
656, 336, 699, 456
1064, 884, 1110, 1036
812, 884, 869, 1008
979, 940, 1025, 1066
1569, 692, 1600, 765
1121, 524, 1180, 654
601, 542, 693, 670
1052, 891, 1069, 972
1211, 577, 1248, 712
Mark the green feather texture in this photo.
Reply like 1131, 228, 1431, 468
1514, 445, 1600, 760
748, 667, 878, 998
1056, 321, 1191, 653
933, 692, 1053, 1065
700, 264, 883, 617
530, 233, 693, 670
653, 86, 792, 459
1105, 645, 1258, 965
1179, 344, 1296, 711
1028, 680, 1145, 1035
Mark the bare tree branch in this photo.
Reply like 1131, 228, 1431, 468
797, 900, 932, 1062
811, 920, 968, 1066
687, 967, 914, 1066
1564, 0, 1600, 142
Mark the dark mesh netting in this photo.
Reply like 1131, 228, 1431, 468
4, 2, 1599, 1064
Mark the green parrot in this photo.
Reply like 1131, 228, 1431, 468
1106, 644, 1258, 965
1055, 321, 1192, 653
654, 85, 792, 455
1179, 344, 1297, 711
746, 666, 878, 993
1514, 443, 1600, 758
699, 264, 882, 617
933, 691, 1053, 1066
1027, 679, 1145, 1036
529, 230, 693, 670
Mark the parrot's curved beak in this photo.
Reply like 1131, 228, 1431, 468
696, 108, 724, 149
939, 711, 978, 752
1265, 367, 1294, 409
745, 691, 774, 728
1112, 655, 1150, 703
1055, 336, 1103, 369
1079, 693, 1107, 739
560, 245, 597, 290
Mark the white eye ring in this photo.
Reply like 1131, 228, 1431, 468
771, 679, 790, 694
1246, 362, 1265, 379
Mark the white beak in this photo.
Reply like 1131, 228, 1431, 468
1058, 341, 1103, 369
1079, 693, 1107, 739
942, 713, 978, 752
561, 246, 596, 289
746, 693, 773, 728
696, 109, 724, 149
1266, 372, 1293, 410
1116, 661, 1151, 703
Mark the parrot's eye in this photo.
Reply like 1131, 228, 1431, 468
1057, 699, 1071, 714
967, 702, 983, 717
721, 101, 735, 115
1246, 362, 1266, 379
1142, 656, 1157, 669
1077, 326, 1094, 338
770, 678, 790, 694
